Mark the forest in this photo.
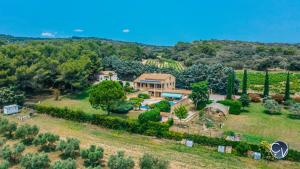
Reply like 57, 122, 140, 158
0, 34, 299, 94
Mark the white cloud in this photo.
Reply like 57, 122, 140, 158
41, 32, 55, 37
122, 29, 130, 33
74, 29, 84, 32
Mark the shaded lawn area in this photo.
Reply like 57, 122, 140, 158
4, 113, 300, 169
223, 103, 300, 150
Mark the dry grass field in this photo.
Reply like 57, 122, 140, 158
2, 113, 300, 169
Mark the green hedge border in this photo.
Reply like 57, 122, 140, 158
33, 105, 300, 162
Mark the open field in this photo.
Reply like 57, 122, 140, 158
144, 59, 185, 71
236, 70, 300, 94
3, 113, 300, 169
223, 103, 300, 150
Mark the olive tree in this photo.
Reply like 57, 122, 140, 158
81, 145, 104, 167
20, 153, 50, 169
0, 143, 25, 164
33, 132, 60, 152
0, 118, 17, 138
108, 151, 134, 169
57, 138, 80, 159
51, 158, 77, 169
139, 153, 169, 169
15, 124, 39, 144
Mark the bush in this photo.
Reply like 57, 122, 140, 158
15, 124, 39, 145
139, 153, 169, 169
33, 132, 60, 152
81, 145, 104, 167
51, 158, 77, 169
21, 153, 50, 169
57, 138, 80, 159
138, 109, 161, 123
249, 93, 261, 102
271, 94, 284, 104
293, 96, 300, 103
218, 100, 242, 115
0, 160, 9, 169
264, 99, 281, 115
235, 142, 251, 156
0, 118, 17, 138
108, 151, 134, 169
153, 100, 171, 112
0, 143, 25, 164
138, 93, 150, 99
109, 101, 133, 114
166, 118, 174, 126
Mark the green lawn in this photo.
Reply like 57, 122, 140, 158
40, 89, 106, 115
40, 89, 143, 119
223, 103, 300, 150
5, 113, 300, 169
236, 70, 300, 93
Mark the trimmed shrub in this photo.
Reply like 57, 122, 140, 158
249, 93, 261, 102
218, 100, 242, 115
293, 96, 300, 103
109, 101, 133, 114
271, 94, 284, 104
138, 109, 161, 123
264, 99, 281, 115
166, 118, 174, 126
138, 93, 150, 99
235, 142, 251, 156
139, 153, 169, 169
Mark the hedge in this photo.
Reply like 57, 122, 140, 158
33, 105, 300, 162
218, 100, 242, 115
138, 108, 161, 123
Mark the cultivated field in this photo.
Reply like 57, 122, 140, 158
3, 113, 300, 169
144, 59, 185, 71
236, 70, 300, 94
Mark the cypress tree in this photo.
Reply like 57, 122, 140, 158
226, 72, 233, 100
263, 69, 269, 97
242, 69, 248, 95
284, 72, 290, 101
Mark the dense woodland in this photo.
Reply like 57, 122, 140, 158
0, 34, 299, 94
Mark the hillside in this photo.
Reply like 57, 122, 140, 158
0, 34, 300, 71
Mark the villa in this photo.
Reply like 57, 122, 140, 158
98, 71, 118, 82
133, 73, 191, 98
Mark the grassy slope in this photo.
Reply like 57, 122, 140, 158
223, 103, 300, 150
4, 113, 300, 169
236, 70, 300, 93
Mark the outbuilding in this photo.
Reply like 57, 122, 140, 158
3, 104, 19, 115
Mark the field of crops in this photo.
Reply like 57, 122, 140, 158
144, 59, 185, 71
236, 70, 300, 94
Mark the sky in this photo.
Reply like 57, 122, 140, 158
0, 0, 300, 45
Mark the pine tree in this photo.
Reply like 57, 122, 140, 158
226, 72, 233, 100
242, 69, 248, 95
263, 69, 269, 97
284, 72, 290, 101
